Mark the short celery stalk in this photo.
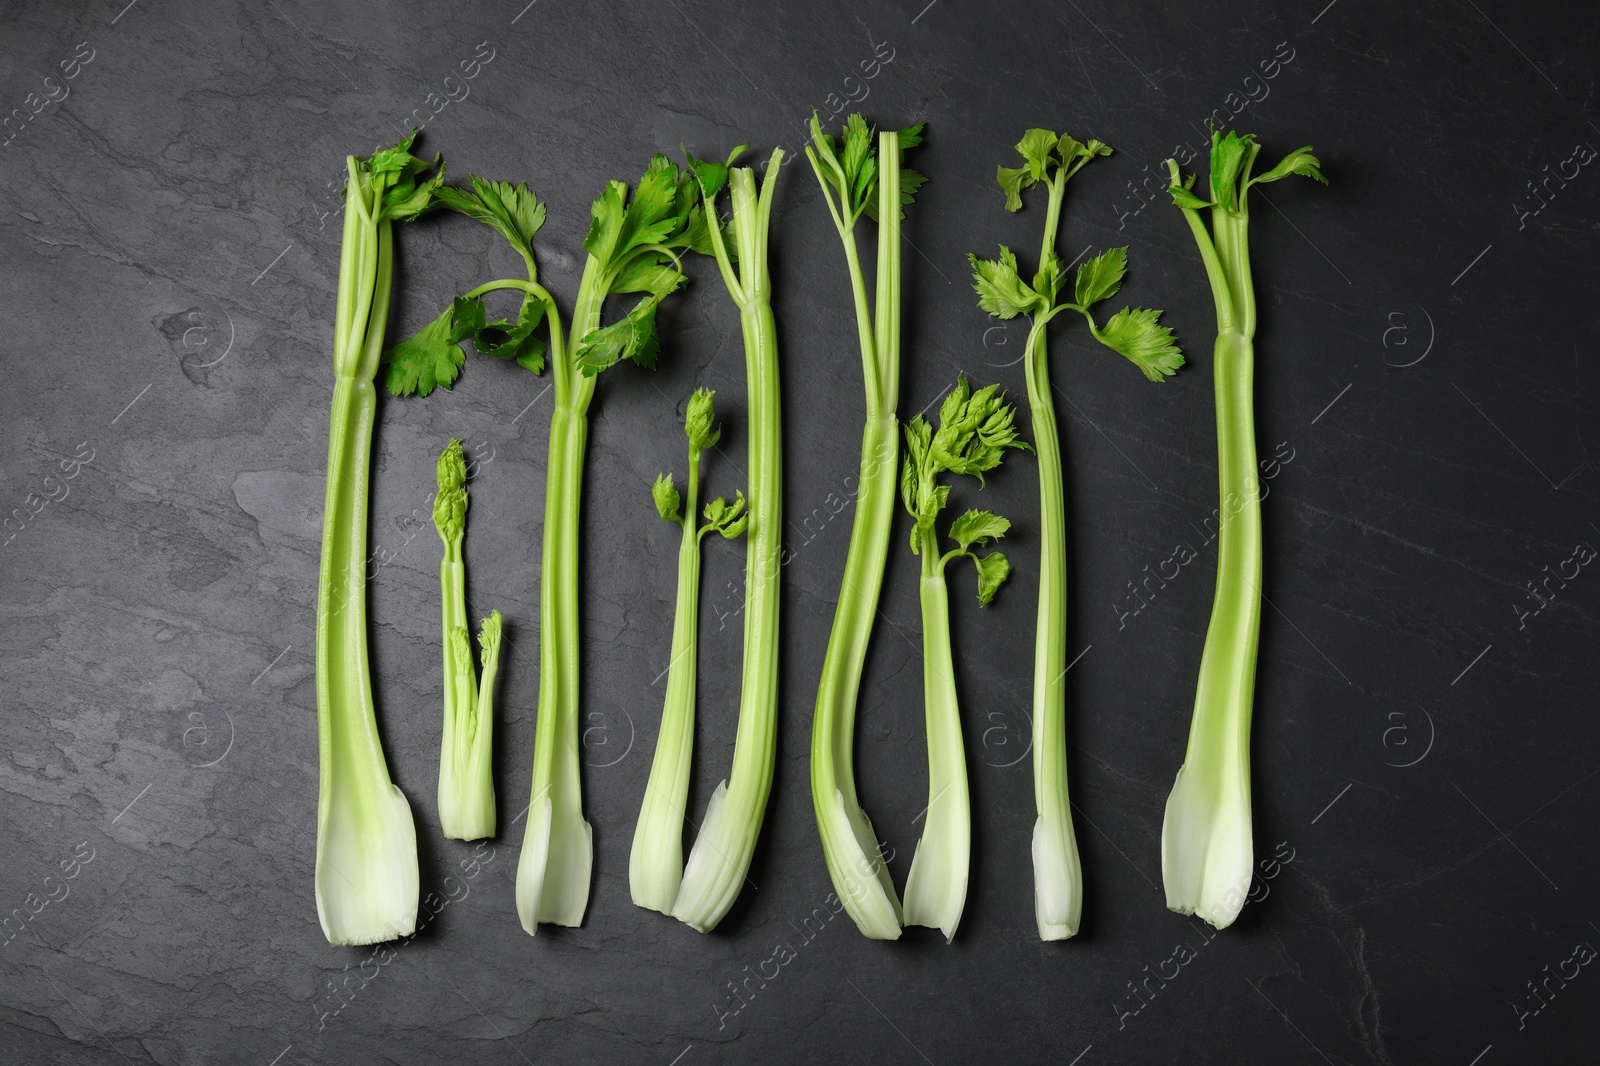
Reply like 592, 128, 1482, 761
971, 129, 1185, 940
630, 389, 747, 914
802, 114, 926, 939
433, 438, 501, 841
668, 147, 784, 932
899, 379, 1024, 942
316, 132, 443, 946
1160, 130, 1325, 929
385, 160, 714, 932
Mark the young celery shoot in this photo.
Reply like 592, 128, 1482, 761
630, 389, 747, 914
1161, 129, 1325, 929
669, 146, 784, 933
433, 438, 502, 841
386, 158, 716, 932
316, 132, 443, 946
899, 378, 1024, 942
970, 129, 1184, 940
803, 113, 925, 940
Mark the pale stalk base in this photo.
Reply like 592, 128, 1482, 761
1160, 763, 1253, 929
315, 782, 419, 946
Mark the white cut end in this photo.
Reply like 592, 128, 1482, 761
896, 793, 966, 941
1160, 763, 1253, 929
672, 781, 731, 932
1031, 815, 1082, 941
316, 782, 419, 946
824, 789, 902, 939
514, 797, 554, 935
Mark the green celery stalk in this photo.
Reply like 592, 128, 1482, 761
433, 438, 500, 841
383, 161, 710, 933
803, 114, 926, 939
669, 149, 785, 932
899, 379, 1024, 942
971, 129, 1184, 940
630, 390, 747, 913
1160, 130, 1325, 929
316, 133, 444, 946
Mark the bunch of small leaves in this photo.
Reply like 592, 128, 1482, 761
1167, 129, 1326, 214
971, 133, 1184, 384
806, 112, 926, 224
363, 129, 448, 222
900, 377, 1023, 604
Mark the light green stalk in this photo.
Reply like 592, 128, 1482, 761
900, 527, 971, 942
516, 268, 599, 932
805, 125, 910, 939
671, 152, 785, 932
1021, 168, 1082, 942
316, 136, 443, 946
899, 379, 1022, 942
1161, 131, 1324, 928
972, 130, 1184, 939
631, 390, 746, 913
434, 439, 500, 841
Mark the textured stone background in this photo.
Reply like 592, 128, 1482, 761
2, 1, 1597, 1063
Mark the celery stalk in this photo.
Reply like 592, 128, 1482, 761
1160, 131, 1325, 928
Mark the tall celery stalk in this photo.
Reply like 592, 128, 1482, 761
316, 133, 442, 946
670, 148, 786, 932
971, 130, 1183, 940
803, 115, 925, 939
1160, 130, 1325, 929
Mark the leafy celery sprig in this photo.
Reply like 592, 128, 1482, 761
971, 129, 1183, 941
630, 389, 746, 915
432, 439, 502, 842
899, 378, 1024, 942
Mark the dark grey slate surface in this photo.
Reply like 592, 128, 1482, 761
2, 1, 1597, 1063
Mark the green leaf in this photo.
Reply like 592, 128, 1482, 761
1250, 145, 1328, 188
474, 293, 547, 376
997, 165, 1032, 212
685, 387, 720, 452
574, 277, 683, 376
1209, 129, 1257, 210
618, 154, 690, 256
1017, 129, 1059, 181
1094, 306, 1185, 382
610, 256, 683, 296
898, 123, 926, 151
972, 550, 1012, 606
435, 177, 547, 261
385, 296, 486, 397
968, 247, 1045, 319
1032, 251, 1064, 303
702, 490, 748, 539
930, 378, 1026, 482
683, 143, 745, 199
947, 509, 1010, 551
652, 473, 681, 522
582, 179, 629, 262
1074, 246, 1127, 307
1168, 184, 1214, 210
